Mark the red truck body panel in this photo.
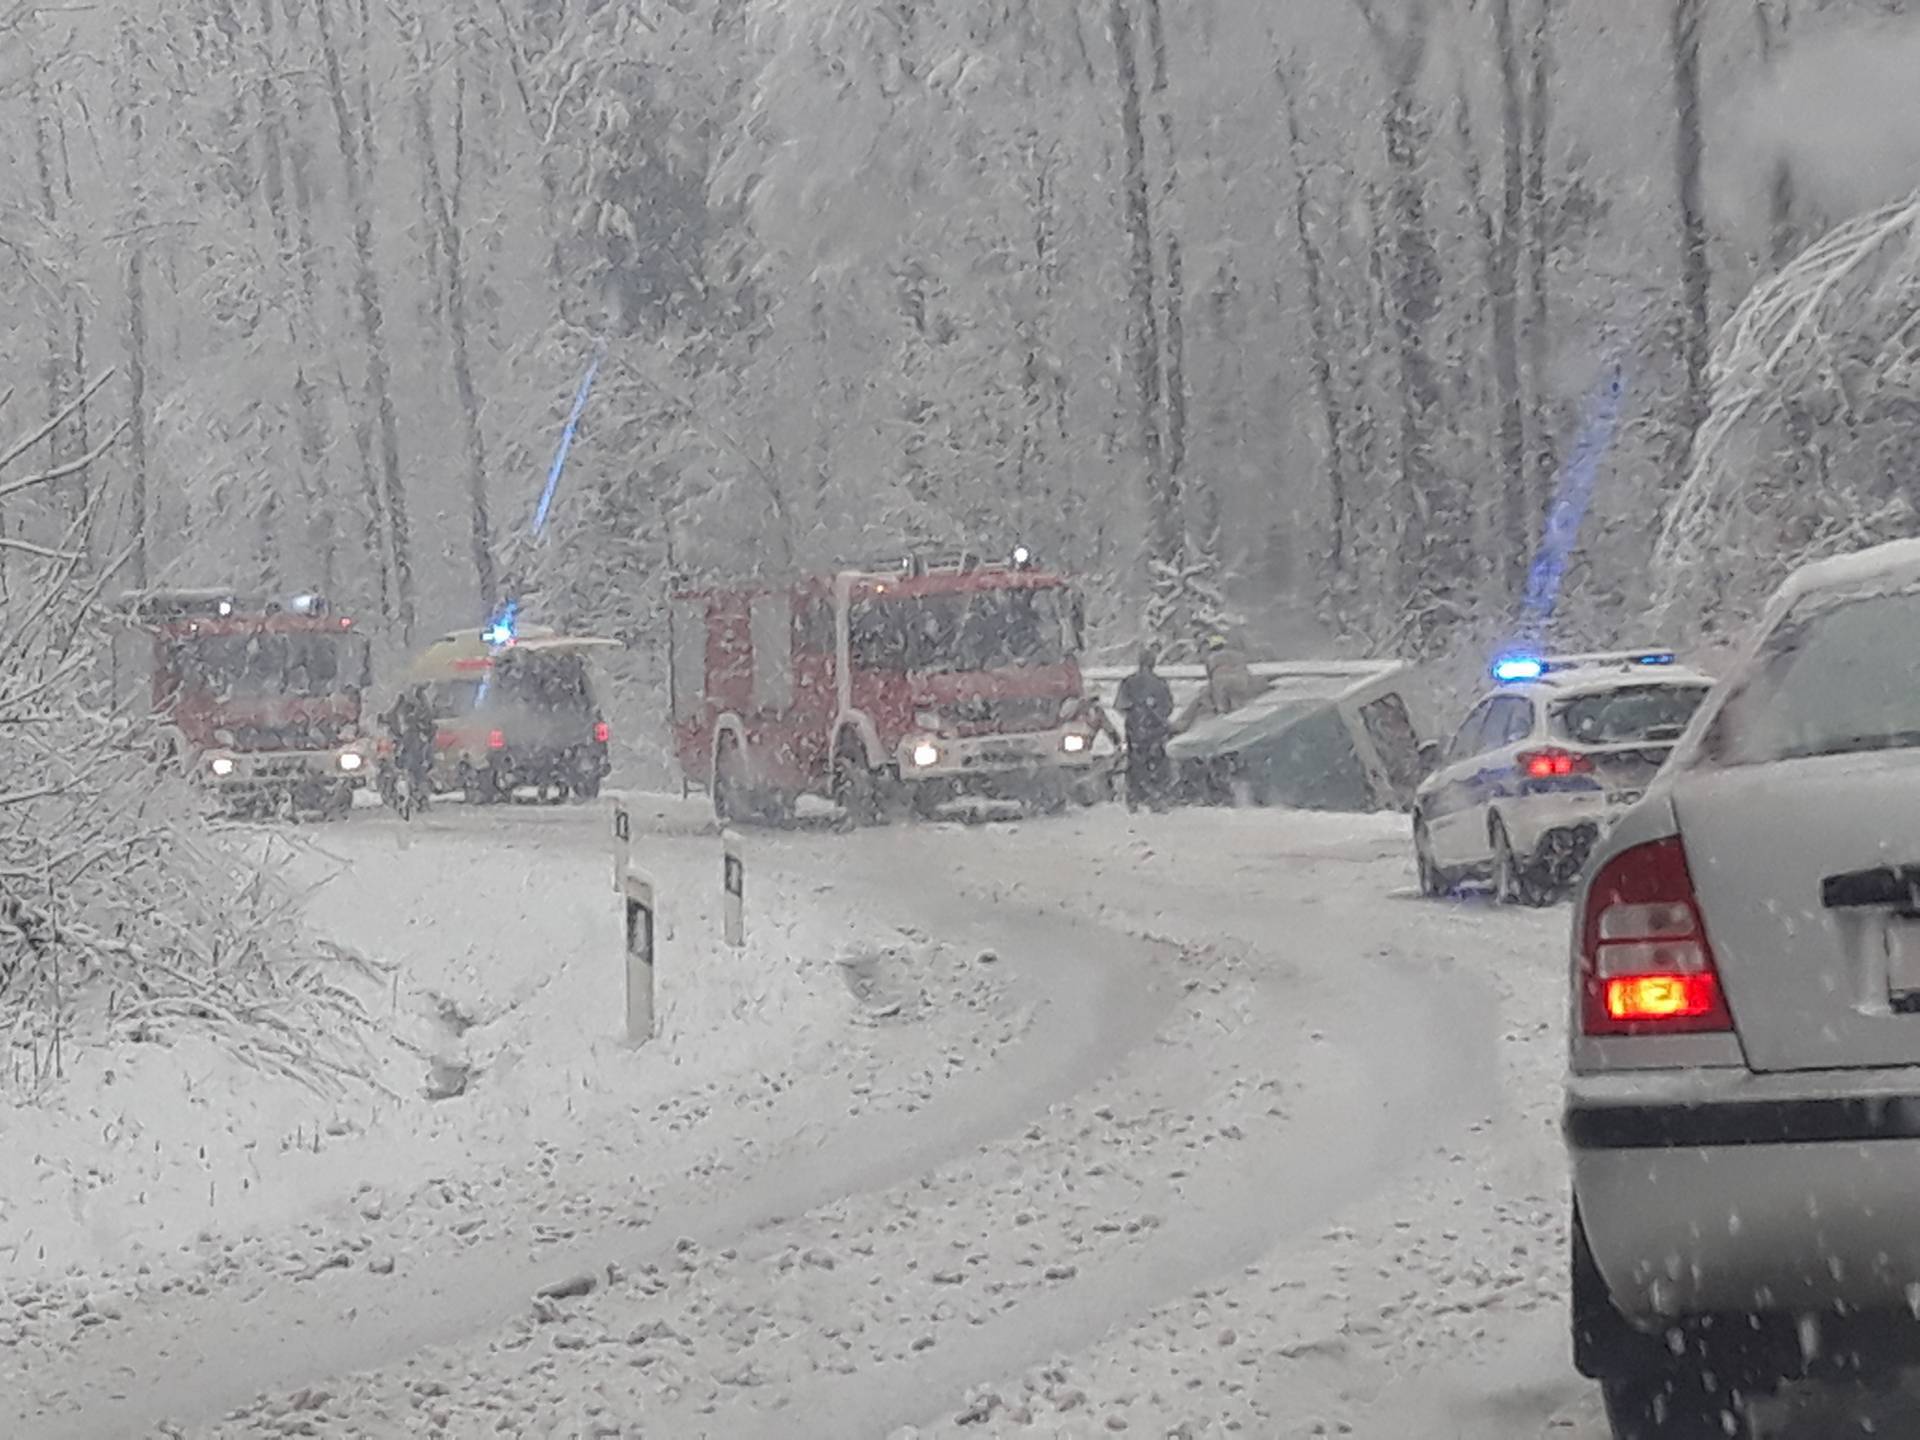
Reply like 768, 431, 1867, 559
673, 562, 1088, 801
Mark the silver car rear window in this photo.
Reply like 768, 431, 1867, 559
1550, 684, 1708, 745
1697, 588, 1920, 766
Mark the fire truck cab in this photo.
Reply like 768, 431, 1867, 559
112, 588, 374, 817
672, 551, 1105, 823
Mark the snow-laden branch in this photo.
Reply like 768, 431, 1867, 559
0, 407, 134, 505
0, 376, 382, 1098
1652, 193, 1920, 632
0, 369, 117, 476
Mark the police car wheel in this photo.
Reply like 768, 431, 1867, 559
1492, 819, 1530, 906
1414, 816, 1446, 898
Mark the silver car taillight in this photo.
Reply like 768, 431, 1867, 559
1579, 836, 1732, 1036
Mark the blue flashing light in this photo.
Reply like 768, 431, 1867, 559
483, 600, 518, 649
1493, 656, 1546, 684
1635, 651, 1676, 666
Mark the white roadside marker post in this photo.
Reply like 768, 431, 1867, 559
722, 829, 745, 949
611, 799, 632, 894
612, 800, 655, 1043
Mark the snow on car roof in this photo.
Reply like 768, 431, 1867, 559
1773, 537, 1920, 605
1498, 665, 1712, 700
1081, 658, 1405, 688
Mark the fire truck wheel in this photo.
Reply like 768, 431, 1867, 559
467, 766, 506, 806
714, 740, 748, 824
1030, 777, 1070, 816
833, 749, 886, 828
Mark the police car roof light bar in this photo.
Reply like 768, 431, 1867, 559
1493, 648, 1677, 683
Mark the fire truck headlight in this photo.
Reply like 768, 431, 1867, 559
910, 741, 941, 769
208, 756, 236, 778
1061, 732, 1088, 755
337, 751, 365, 773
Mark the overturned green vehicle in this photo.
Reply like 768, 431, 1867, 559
1093, 660, 1426, 812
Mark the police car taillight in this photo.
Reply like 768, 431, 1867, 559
1579, 836, 1731, 1035
1519, 747, 1593, 779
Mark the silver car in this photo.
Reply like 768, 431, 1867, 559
1566, 539, 1920, 1437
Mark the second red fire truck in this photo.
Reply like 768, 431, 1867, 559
112, 588, 374, 818
672, 551, 1107, 822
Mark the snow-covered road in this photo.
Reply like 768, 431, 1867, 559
10, 796, 1864, 1438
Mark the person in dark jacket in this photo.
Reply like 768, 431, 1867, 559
1114, 646, 1175, 811
382, 686, 438, 809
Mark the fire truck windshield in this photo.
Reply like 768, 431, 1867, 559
170, 632, 368, 700
852, 587, 1071, 674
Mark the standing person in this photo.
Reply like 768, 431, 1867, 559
1115, 645, 1175, 812
1175, 633, 1266, 733
382, 686, 437, 812
1202, 634, 1263, 717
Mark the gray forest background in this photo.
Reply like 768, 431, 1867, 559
2, 0, 1914, 689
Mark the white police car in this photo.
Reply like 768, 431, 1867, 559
1412, 651, 1712, 904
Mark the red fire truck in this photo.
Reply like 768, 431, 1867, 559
112, 588, 375, 817
671, 551, 1107, 823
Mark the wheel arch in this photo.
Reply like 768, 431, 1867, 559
832, 712, 883, 769
711, 714, 749, 775
1487, 805, 1511, 846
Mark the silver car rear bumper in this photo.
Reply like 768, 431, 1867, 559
1569, 1071, 1920, 1318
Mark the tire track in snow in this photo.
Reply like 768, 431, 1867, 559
6, 811, 1173, 1439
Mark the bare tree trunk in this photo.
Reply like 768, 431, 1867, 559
1163, 239, 1189, 489
407, 12, 498, 612
119, 21, 151, 590
1013, 146, 1052, 526
1277, 64, 1351, 596
314, 0, 416, 637
1142, 0, 1188, 495
27, 49, 69, 482
1488, 0, 1530, 599
1524, 0, 1557, 529
1754, 0, 1799, 267
254, 0, 338, 596
296, 3, 385, 611
1356, 1, 1455, 643
1107, 0, 1179, 587
336, 360, 390, 620
486, 0, 567, 287
1671, 0, 1712, 474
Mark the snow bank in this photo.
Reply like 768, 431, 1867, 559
0, 795, 882, 1287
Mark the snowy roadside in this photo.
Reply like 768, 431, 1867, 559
7, 796, 1100, 1438
9, 799, 1608, 1440
169, 807, 1584, 1440
0, 823, 423, 1287
2, 795, 965, 1435
915, 811, 1581, 1440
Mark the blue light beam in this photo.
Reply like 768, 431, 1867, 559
484, 340, 608, 647
532, 341, 607, 539
1521, 358, 1628, 629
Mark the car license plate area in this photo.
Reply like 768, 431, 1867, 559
1885, 920, 1920, 1014
969, 748, 1034, 768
